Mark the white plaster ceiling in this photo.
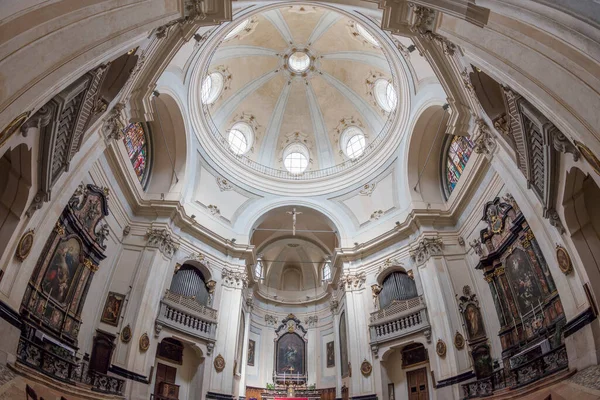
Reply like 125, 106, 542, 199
206, 5, 394, 171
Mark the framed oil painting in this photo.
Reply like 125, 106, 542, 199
247, 339, 256, 366
41, 237, 82, 304
276, 332, 305, 375
101, 292, 125, 326
326, 341, 335, 367
505, 248, 544, 315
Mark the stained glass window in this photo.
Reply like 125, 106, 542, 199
122, 122, 149, 184
445, 135, 474, 195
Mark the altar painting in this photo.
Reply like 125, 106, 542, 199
276, 332, 305, 375
505, 248, 544, 315
465, 303, 485, 341
41, 237, 82, 303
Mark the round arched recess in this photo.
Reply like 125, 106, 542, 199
405, 104, 449, 205
145, 92, 187, 195
249, 205, 341, 251
561, 166, 600, 306
0, 144, 32, 258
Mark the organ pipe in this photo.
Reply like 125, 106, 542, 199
169, 265, 210, 305
379, 271, 418, 309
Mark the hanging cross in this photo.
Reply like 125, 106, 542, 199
286, 208, 302, 236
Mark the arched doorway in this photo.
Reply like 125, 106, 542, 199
381, 343, 431, 400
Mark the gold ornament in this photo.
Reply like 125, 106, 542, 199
360, 360, 372, 377
454, 332, 465, 350
139, 333, 150, 351
214, 354, 225, 372
15, 230, 35, 262
556, 245, 573, 275
436, 339, 447, 358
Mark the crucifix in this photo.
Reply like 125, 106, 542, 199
286, 208, 302, 236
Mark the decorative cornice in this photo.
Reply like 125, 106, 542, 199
546, 208, 566, 235
473, 119, 497, 155
410, 237, 443, 265
221, 268, 248, 289
552, 131, 580, 162
146, 228, 180, 257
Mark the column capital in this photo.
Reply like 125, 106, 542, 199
410, 236, 444, 265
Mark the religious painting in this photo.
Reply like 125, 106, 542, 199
326, 341, 335, 367
101, 292, 124, 326
505, 248, 544, 315
556, 245, 573, 275
41, 237, 82, 304
464, 304, 485, 341
401, 343, 428, 368
247, 339, 255, 366
471, 345, 493, 379
15, 230, 35, 262
276, 332, 305, 375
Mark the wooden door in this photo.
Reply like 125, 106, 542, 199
154, 363, 177, 399
407, 368, 429, 400
89, 330, 116, 374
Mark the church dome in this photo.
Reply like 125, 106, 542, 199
190, 4, 411, 195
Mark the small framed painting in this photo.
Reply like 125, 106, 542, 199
326, 341, 335, 367
247, 339, 256, 366
101, 292, 125, 326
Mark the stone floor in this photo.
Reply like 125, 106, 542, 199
569, 365, 600, 391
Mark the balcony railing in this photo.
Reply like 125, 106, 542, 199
16, 336, 124, 395
156, 290, 218, 342
369, 296, 429, 344
461, 345, 568, 399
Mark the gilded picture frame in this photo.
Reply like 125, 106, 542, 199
15, 230, 35, 262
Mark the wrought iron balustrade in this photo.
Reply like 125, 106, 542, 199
16, 336, 124, 395
155, 290, 218, 341
369, 296, 429, 344
461, 345, 568, 399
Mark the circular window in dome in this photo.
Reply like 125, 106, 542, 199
356, 24, 380, 47
374, 78, 398, 112
227, 122, 254, 155
283, 143, 310, 174
201, 72, 224, 105
341, 127, 366, 159
288, 51, 311, 73
224, 18, 250, 40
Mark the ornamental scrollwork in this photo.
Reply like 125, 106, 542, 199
221, 268, 248, 289
410, 237, 443, 265
473, 119, 497, 155
340, 271, 366, 291
146, 228, 179, 258
101, 103, 126, 140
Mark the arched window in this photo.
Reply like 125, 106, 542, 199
225, 18, 250, 40
443, 135, 475, 197
373, 79, 397, 112
283, 143, 310, 174
228, 122, 254, 155
379, 271, 418, 309
169, 265, 210, 305
122, 122, 150, 186
201, 72, 224, 105
254, 257, 264, 280
340, 126, 366, 159
356, 24, 380, 47
322, 261, 332, 283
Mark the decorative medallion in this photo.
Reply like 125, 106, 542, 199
15, 229, 35, 261
139, 333, 150, 352
360, 360, 372, 377
436, 339, 447, 358
454, 331, 465, 350
214, 354, 226, 372
556, 245, 573, 275
121, 325, 132, 343
0, 111, 30, 147
574, 140, 600, 176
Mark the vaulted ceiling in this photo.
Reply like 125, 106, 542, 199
206, 5, 395, 171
